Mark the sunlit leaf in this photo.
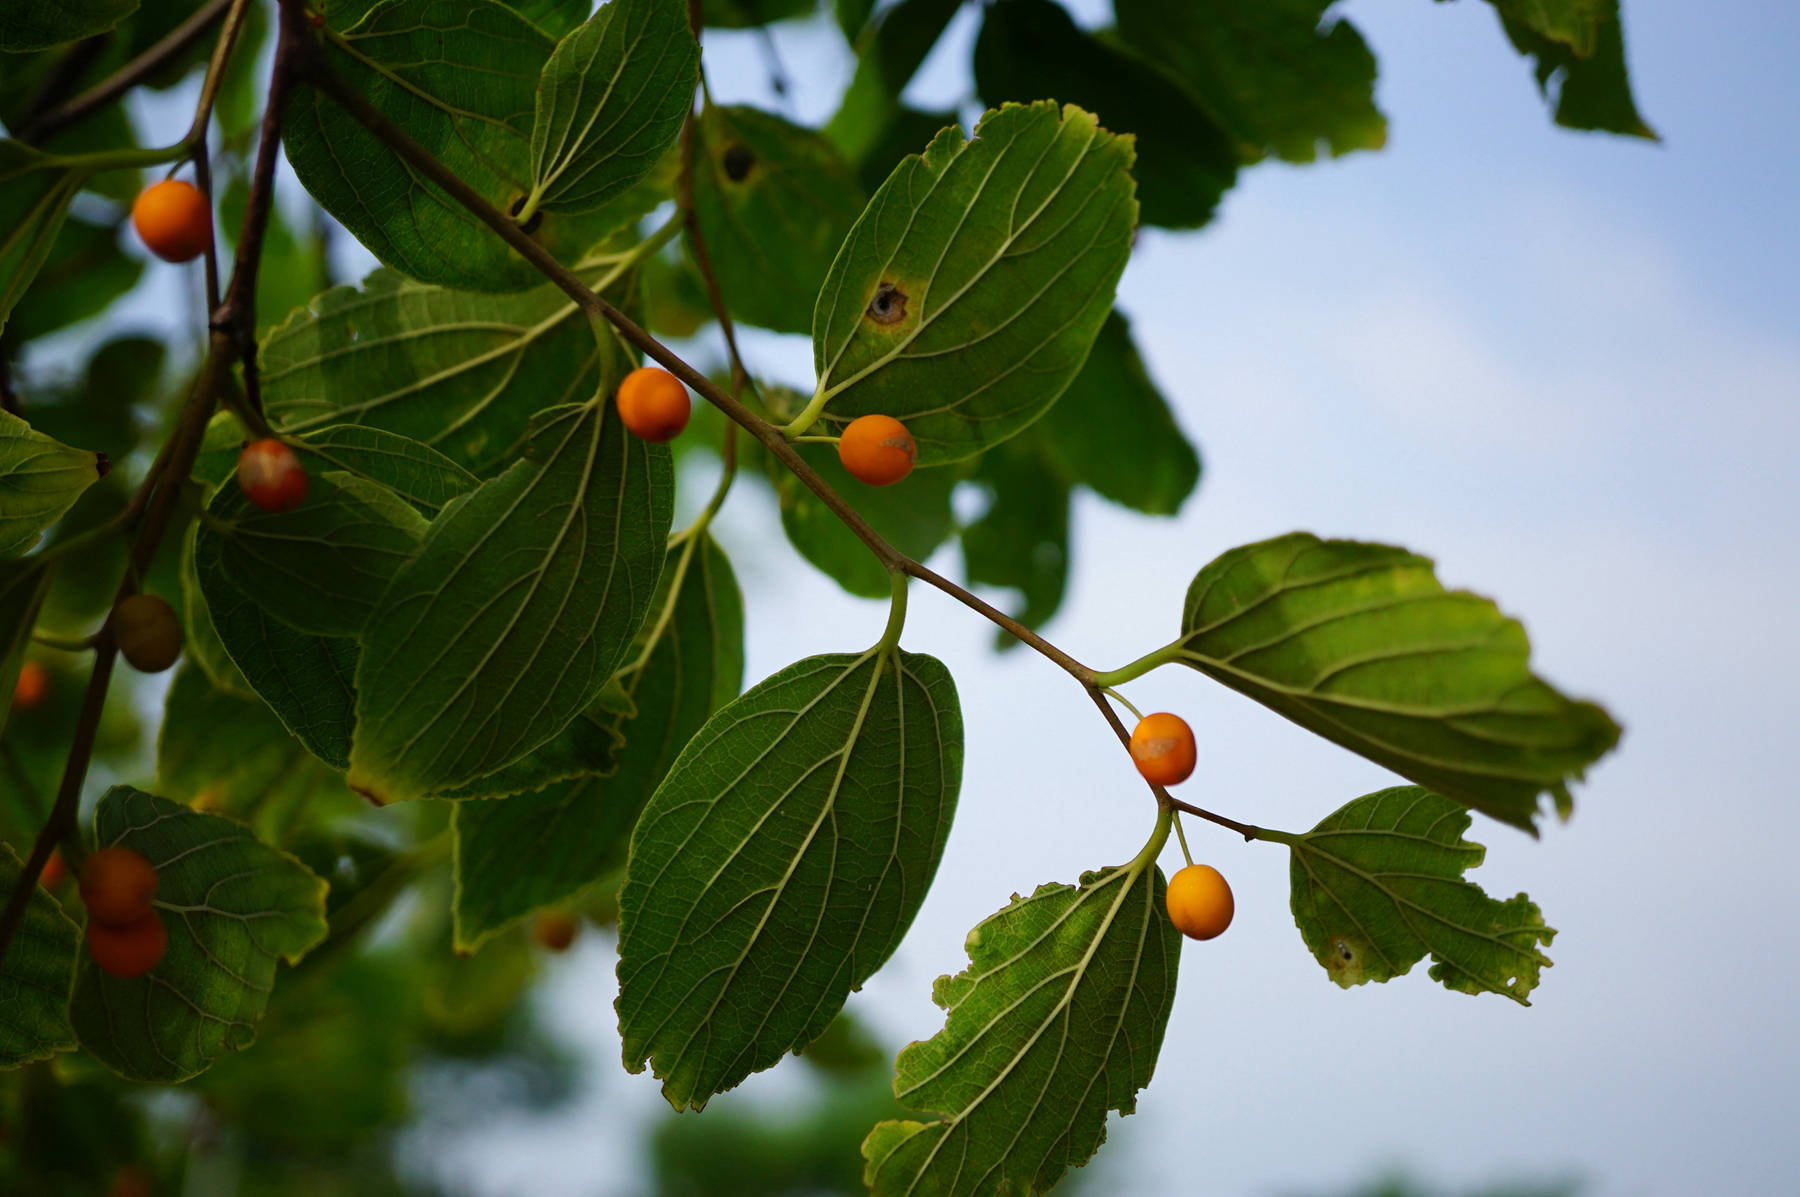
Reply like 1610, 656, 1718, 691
692, 103, 865, 334
619, 648, 962, 1109
1489, 0, 1656, 138
261, 266, 634, 473
349, 400, 673, 803
1115, 0, 1386, 162
0, 841, 78, 1067
863, 852, 1179, 1196
526, 0, 698, 214
1272, 785, 1555, 1003
974, 0, 1238, 230
1176, 533, 1621, 831
453, 534, 744, 949
811, 101, 1136, 466
0, 409, 108, 558
69, 787, 329, 1084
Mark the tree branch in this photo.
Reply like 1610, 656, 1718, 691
0, 0, 291, 970
20, 0, 237, 143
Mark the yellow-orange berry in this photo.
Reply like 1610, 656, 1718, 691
237, 438, 309, 512
39, 848, 67, 891
616, 367, 691, 442
1129, 712, 1196, 787
131, 180, 212, 263
13, 660, 49, 710
87, 911, 168, 979
838, 414, 915, 486
79, 847, 158, 927
532, 909, 579, 952
1165, 863, 1234, 941
112, 594, 183, 674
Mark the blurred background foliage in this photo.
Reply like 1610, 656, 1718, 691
0, 0, 1644, 1189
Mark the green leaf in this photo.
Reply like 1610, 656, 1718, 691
1276, 785, 1555, 1003
179, 523, 252, 697
960, 438, 1069, 640
618, 648, 962, 1109
511, 0, 595, 38
286, 0, 623, 291
0, 559, 54, 727
157, 664, 361, 843
526, 0, 698, 215
69, 787, 329, 1084
1175, 533, 1621, 832
0, 409, 108, 558
810, 102, 1137, 466
0, 142, 90, 339
974, 0, 1238, 230
0, 841, 78, 1067
0, 0, 136, 52
823, 0, 962, 163
203, 470, 428, 638
191, 425, 479, 768
692, 104, 866, 334
862, 853, 1180, 1196
348, 400, 673, 803
1490, 0, 1656, 138
702, 0, 814, 28
7, 215, 144, 345
193, 530, 360, 770
261, 269, 611, 474
1038, 310, 1200, 515
453, 534, 745, 949
1114, 0, 1386, 163
771, 441, 959, 599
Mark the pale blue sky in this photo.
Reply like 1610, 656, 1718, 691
29, 2, 1797, 1194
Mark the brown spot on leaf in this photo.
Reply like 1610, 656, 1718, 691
866, 282, 907, 326
351, 782, 386, 808
94, 451, 111, 479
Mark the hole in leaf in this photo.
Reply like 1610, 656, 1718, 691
866, 281, 907, 326
722, 143, 754, 182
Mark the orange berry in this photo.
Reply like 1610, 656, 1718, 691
532, 909, 579, 952
79, 847, 158, 926
1129, 712, 1196, 787
39, 848, 67, 891
615, 366, 691, 442
87, 911, 168, 979
130, 179, 212, 263
112, 594, 183, 674
236, 438, 309, 513
1165, 863, 1234, 941
12, 660, 49, 710
837, 414, 915, 486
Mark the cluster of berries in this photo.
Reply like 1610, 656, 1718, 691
1129, 712, 1235, 941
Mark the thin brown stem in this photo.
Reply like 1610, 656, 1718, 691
291, 35, 1274, 851
0, 3, 290, 969
1083, 686, 1262, 841
20, 0, 236, 143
